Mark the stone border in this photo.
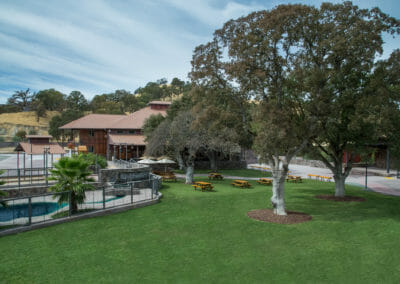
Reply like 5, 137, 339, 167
0, 192, 162, 237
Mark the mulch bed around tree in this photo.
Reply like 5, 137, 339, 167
248, 209, 312, 224
315, 194, 366, 202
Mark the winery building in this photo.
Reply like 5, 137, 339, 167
60, 101, 170, 160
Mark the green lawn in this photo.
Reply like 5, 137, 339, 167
1, 179, 400, 283
175, 168, 272, 177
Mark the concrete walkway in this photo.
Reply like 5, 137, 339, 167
252, 163, 400, 197
178, 163, 400, 197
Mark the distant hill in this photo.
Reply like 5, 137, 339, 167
0, 111, 60, 141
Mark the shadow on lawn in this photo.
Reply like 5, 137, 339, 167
290, 187, 400, 223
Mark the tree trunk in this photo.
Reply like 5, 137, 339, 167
185, 163, 194, 184
176, 154, 184, 170
207, 150, 218, 171
316, 149, 352, 198
270, 164, 288, 215
331, 158, 352, 197
334, 174, 346, 197
71, 192, 78, 214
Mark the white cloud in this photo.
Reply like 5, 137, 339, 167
163, 0, 264, 27
0, 0, 399, 104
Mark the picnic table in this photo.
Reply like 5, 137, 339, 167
231, 180, 251, 188
162, 173, 177, 182
192, 181, 214, 191
153, 170, 177, 182
307, 174, 332, 182
286, 175, 302, 183
208, 172, 224, 180
257, 178, 272, 186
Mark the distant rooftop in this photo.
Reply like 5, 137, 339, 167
26, 135, 52, 139
148, 101, 172, 105
60, 106, 168, 130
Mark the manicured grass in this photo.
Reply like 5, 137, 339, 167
1, 179, 400, 283
52, 208, 96, 219
175, 168, 272, 177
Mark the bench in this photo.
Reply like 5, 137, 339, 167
153, 171, 177, 182
161, 174, 177, 182
286, 175, 302, 183
307, 174, 332, 182
231, 180, 251, 188
192, 182, 214, 191
257, 178, 272, 186
319, 176, 332, 182
208, 173, 224, 180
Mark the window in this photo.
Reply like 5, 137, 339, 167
117, 130, 124, 134
88, 145, 94, 152
89, 129, 95, 137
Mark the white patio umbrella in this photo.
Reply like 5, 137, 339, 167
139, 156, 157, 160
157, 158, 176, 172
137, 158, 157, 164
157, 158, 176, 164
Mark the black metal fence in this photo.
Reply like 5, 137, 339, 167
0, 175, 161, 231
0, 167, 55, 188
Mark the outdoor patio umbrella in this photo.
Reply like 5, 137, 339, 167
138, 156, 157, 160
157, 158, 176, 173
137, 158, 157, 164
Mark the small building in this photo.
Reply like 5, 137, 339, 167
14, 135, 65, 156
59, 101, 171, 160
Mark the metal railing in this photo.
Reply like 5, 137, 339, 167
0, 175, 161, 231
0, 167, 55, 188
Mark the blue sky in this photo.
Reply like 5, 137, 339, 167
0, 0, 399, 103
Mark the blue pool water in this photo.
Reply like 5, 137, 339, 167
0, 196, 124, 222
0, 202, 67, 222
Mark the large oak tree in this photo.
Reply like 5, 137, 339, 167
190, 2, 400, 213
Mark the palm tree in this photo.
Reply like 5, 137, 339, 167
0, 170, 7, 207
49, 156, 95, 214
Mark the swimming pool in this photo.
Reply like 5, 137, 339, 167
0, 196, 124, 222
0, 202, 67, 222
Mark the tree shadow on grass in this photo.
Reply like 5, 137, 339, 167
287, 187, 400, 223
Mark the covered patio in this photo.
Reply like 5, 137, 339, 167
107, 134, 146, 161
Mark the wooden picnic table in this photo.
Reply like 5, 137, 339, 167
257, 178, 272, 186
208, 173, 224, 180
153, 170, 177, 182
286, 175, 302, 183
192, 181, 214, 191
231, 179, 251, 188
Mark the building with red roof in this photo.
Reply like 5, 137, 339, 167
60, 101, 171, 160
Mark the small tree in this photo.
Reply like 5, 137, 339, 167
143, 114, 165, 142
15, 130, 27, 141
28, 129, 38, 135
77, 153, 107, 169
7, 89, 33, 111
48, 156, 95, 214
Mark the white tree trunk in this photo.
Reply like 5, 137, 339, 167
177, 155, 184, 170
333, 173, 346, 197
270, 161, 288, 215
185, 165, 194, 184
332, 161, 350, 197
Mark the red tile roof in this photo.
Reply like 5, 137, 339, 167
114, 107, 166, 129
108, 134, 146, 145
60, 107, 166, 130
15, 142, 66, 155
60, 114, 126, 129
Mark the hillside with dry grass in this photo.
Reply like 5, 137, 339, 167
0, 111, 60, 140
